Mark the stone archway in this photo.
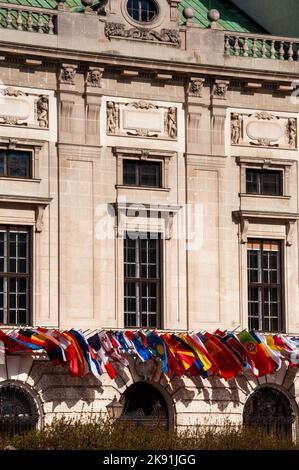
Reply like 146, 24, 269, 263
0, 383, 39, 436
120, 381, 173, 430
243, 386, 295, 439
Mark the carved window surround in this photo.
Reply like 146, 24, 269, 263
236, 156, 295, 197
233, 210, 299, 246
115, 202, 181, 240
0, 137, 45, 179
0, 195, 52, 233
113, 147, 175, 189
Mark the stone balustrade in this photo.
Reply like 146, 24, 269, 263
225, 32, 299, 61
0, 3, 57, 34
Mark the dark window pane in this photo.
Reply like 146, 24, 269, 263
18, 259, 27, 273
0, 152, 5, 176
0, 310, 3, 323
7, 151, 31, 178
8, 310, 16, 324
18, 310, 27, 325
246, 170, 259, 193
262, 171, 281, 195
123, 160, 138, 185
140, 162, 161, 187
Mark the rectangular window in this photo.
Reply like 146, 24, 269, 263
123, 160, 162, 188
247, 239, 283, 332
0, 150, 32, 179
246, 169, 282, 196
0, 227, 31, 325
124, 233, 161, 328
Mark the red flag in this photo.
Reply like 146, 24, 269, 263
162, 334, 185, 377
0, 330, 32, 353
200, 332, 243, 380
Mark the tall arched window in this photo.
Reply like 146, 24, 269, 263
127, 0, 158, 23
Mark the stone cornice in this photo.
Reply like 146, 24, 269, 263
0, 44, 299, 85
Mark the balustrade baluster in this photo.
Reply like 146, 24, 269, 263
243, 37, 249, 57
48, 15, 54, 34
234, 36, 240, 56
6, 9, 13, 29
17, 10, 23, 31
261, 39, 267, 58
270, 40, 276, 59
252, 37, 258, 58
224, 35, 231, 55
279, 41, 285, 60
288, 42, 294, 61
27, 11, 34, 32
38, 12, 44, 33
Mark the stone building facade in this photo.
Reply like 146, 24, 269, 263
0, 0, 299, 438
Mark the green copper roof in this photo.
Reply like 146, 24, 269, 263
178, 0, 266, 33
0, 0, 267, 34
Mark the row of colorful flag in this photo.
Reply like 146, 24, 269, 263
0, 328, 299, 382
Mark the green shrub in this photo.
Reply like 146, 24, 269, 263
0, 418, 297, 450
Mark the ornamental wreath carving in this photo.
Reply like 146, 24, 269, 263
104, 22, 181, 47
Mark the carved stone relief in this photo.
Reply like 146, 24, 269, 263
87, 68, 103, 88
230, 110, 297, 149
60, 65, 77, 85
213, 81, 229, 99
188, 78, 204, 97
106, 99, 178, 140
104, 22, 181, 47
35, 95, 49, 128
231, 113, 241, 144
0, 87, 50, 129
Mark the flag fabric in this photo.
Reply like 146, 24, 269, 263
178, 334, 212, 373
161, 333, 185, 377
2, 327, 299, 382
146, 331, 168, 374
69, 329, 102, 380
130, 332, 152, 362
192, 334, 219, 375
237, 330, 276, 377
88, 333, 116, 379
98, 332, 129, 367
62, 331, 87, 377
254, 331, 281, 371
0, 330, 32, 353
214, 329, 249, 369
198, 332, 243, 380
163, 334, 203, 376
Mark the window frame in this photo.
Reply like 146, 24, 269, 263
123, 158, 162, 188
124, 232, 162, 329
245, 168, 283, 196
126, 0, 158, 23
0, 148, 33, 179
247, 238, 284, 333
113, 147, 175, 191
0, 225, 32, 326
237, 156, 295, 199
